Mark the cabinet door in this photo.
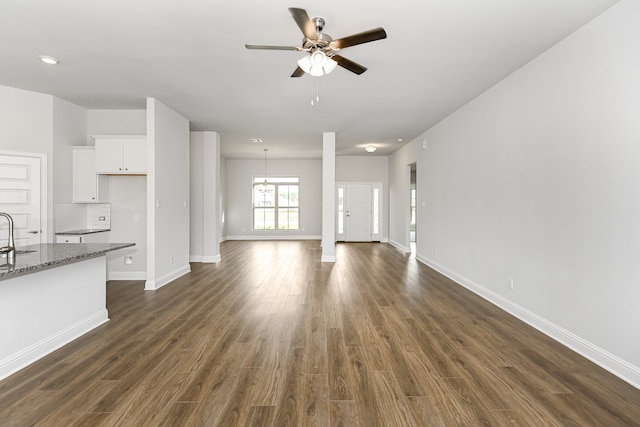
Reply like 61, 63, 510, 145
82, 231, 110, 243
56, 235, 82, 243
95, 139, 124, 173
123, 139, 147, 173
73, 148, 99, 202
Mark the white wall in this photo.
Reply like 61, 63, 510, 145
146, 98, 190, 290
389, 0, 640, 388
336, 156, 389, 241
225, 158, 322, 239
0, 86, 53, 154
86, 109, 147, 279
86, 109, 146, 142
53, 97, 87, 204
220, 156, 227, 240
189, 132, 204, 258
0, 85, 67, 242
107, 176, 147, 278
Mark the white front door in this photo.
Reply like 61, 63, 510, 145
345, 184, 372, 242
0, 155, 42, 247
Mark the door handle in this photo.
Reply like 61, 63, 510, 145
28, 230, 39, 234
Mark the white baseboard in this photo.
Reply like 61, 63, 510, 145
388, 239, 410, 253
145, 264, 191, 291
107, 271, 146, 281
226, 235, 321, 241
0, 310, 109, 382
415, 253, 640, 390
189, 254, 221, 263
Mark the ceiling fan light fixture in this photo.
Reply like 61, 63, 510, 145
297, 50, 337, 76
365, 145, 377, 153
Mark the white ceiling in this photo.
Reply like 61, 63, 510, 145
0, 0, 619, 159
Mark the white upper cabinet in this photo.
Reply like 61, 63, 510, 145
92, 136, 147, 174
73, 146, 99, 203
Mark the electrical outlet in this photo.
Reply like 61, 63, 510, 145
124, 256, 133, 265
508, 277, 514, 290
169, 255, 174, 264
433, 248, 438, 256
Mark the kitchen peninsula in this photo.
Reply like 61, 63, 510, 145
0, 242, 134, 381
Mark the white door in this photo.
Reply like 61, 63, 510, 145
0, 155, 42, 247
345, 184, 372, 242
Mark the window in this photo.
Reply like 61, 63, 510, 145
253, 177, 299, 230
337, 186, 344, 235
410, 184, 416, 230
372, 187, 380, 235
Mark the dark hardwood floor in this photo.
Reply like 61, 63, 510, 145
1, 240, 639, 426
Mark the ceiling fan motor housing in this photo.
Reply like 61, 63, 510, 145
303, 32, 334, 52
313, 17, 325, 32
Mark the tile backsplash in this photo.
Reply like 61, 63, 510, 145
87, 203, 111, 229
55, 203, 111, 232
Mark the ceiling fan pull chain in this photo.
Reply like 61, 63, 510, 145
310, 76, 320, 106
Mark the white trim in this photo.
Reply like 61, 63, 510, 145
321, 255, 336, 263
91, 134, 145, 139
415, 254, 640, 390
0, 151, 48, 243
226, 235, 321, 241
190, 253, 223, 263
107, 271, 147, 281
0, 310, 108, 381
388, 239, 410, 253
145, 264, 191, 290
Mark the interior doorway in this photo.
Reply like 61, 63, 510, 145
0, 154, 44, 247
409, 163, 417, 256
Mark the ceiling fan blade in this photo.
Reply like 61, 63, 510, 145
291, 66, 305, 78
332, 27, 387, 49
245, 44, 299, 51
288, 7, 316, 40
332, 55, 368, 75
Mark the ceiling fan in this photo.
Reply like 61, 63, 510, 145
245, 7, 387, 77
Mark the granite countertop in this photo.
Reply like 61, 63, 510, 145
0, 243, 135, 280
55, 229, 111, 235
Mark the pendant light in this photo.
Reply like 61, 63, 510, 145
258, 148, 273, 194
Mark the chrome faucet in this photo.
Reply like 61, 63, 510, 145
0, 212, 16, 264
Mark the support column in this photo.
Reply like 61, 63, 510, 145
202, 131, 221, 262
321, 132, 336, 262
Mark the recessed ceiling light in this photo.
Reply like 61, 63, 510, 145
397, 138, 403, 142
39, 55, 59, 65
365, 145, 377, 153
248, 138, 264, 144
